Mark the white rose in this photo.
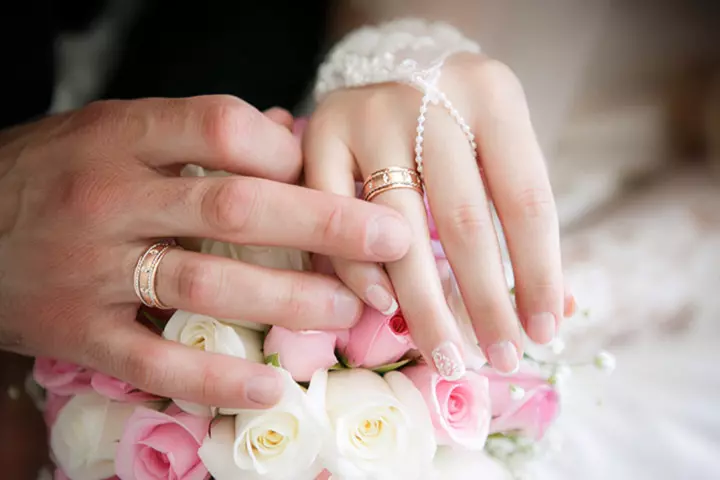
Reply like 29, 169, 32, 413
198, 370, 327, 480
422, 447, 512, 480
50, 392, 151, 480
317, 369, 437, 480
163, 310, 263, 415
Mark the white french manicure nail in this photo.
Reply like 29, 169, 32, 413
487, 341, 520, 375
431, 341, 466, 380
366, 284, 398, 315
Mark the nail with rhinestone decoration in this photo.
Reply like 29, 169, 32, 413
431, 341, 466, 380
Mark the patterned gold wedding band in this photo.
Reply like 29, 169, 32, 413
361, 167, 423, 202
133, 240, 178, 309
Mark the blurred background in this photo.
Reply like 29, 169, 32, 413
2, 0, 719, 478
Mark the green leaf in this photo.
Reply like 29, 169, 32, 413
328, 363, 345, 371
264, 353, 281, 368
372, 358, 412, 374
509, 287, 516, 295
142, 311, 167, 332
335, 351, 351, 368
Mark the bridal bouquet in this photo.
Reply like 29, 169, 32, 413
32, 191, 614, 480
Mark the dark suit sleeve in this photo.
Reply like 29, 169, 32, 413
0, 1, 108, 129
0, 3, 56, 129
102, 0, 331, 112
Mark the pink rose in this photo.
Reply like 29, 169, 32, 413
33, 357, 93, 395
43, 393, 71, 428
402, 364, 491, 450
263, 326, 339, 381
91, 372, 158, 402
116, 406, 210, 480
341, 307, 414, 368
482, 365, 560, 440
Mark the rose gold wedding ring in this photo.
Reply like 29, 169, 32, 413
361, 167, 423, 202
133, 240, 178, 309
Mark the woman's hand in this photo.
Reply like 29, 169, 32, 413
0, 95, 411, 408
304, 54, 563, 375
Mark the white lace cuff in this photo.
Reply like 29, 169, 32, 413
314, 19, 480, 103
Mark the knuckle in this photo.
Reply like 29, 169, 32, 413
198, 365, 223, 403
471, 59, 527, 113
445, 201, 492, 244
202, 178, 261, 234
318, 203, 345, 246
69, 100, 134, 140
199, 96, 257, 161
474, 59, 523, 94
508, 187, 557, 223
175, 259, 218, 307
358, 88, 410, 125
276, 277, 314, 324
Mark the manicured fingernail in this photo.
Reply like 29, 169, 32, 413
431, 341, 466, 380
334, 287, 362, 323
564, 293, 577, 317
487, 341, 520, 374
366, 215, 409, 258
366, 284, 398, 315
246, 374, 283, 406
528, 312, 556, 344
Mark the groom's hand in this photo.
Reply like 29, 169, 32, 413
0, 95, 411, 408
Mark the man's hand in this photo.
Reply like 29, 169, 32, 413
0, 95, 411, 408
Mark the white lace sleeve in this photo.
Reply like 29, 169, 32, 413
313, 19, 481, 178
314, 19, 480, 102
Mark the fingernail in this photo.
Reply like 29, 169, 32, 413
334, 287, 362, 323
564, 293, 577, 317
528, 312, 556, 344
366, 284, 398, 315
431, 341, 466, 380
487, 341, 520, 374
246, 374, 283, 406
366, 215, 409, 259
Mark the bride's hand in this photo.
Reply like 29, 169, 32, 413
304, 53, 563, 375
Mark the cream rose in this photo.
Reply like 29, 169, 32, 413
317, 369, 437, 480
50, 392, 152, 480
163, 310, 263, 415
199, 370, 326, 480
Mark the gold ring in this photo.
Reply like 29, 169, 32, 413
362, 167, 423, 202
133, 240, 178, 309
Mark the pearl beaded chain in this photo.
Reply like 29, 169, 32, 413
414, 84, 478, 180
